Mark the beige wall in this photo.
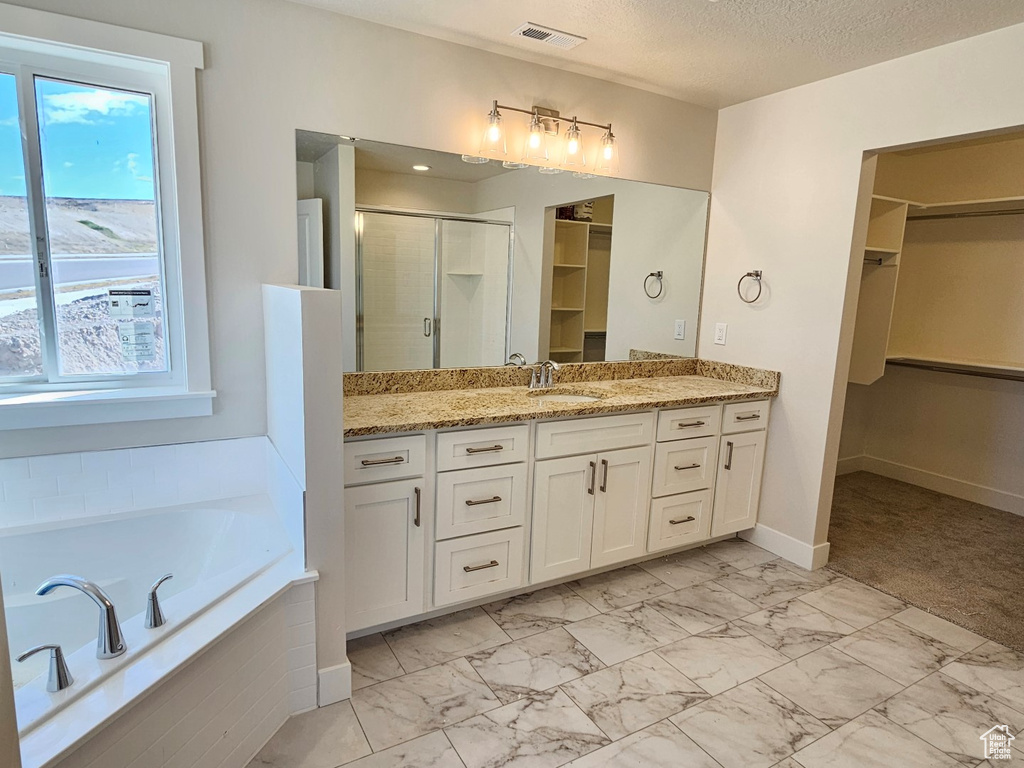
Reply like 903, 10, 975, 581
355, 168, 478, 213
699, 21, 1024, 560
2, 0, 717, 459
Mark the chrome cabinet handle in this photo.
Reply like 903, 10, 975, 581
674, 463, 701, 471
413, 487, 421, 527
588, 461, 596, 495
724, 441, 734, 470
669, 516, 696, 525
463, 560, 500, 573
600, 459, 609, 493
17, 644, 74, 692
735, 413, 761, 421
675, 420, 706, 429
361, 455, 405, 467
465, 496, 501, 507
423, 317, 432, 337
146, 573, 173, 629
465, 444, 504, 454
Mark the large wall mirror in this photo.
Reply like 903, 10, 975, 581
296, 131, 710, 372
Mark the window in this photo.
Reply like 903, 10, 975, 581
0, 7, 210, 427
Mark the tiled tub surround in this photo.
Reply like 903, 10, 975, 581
250, 539, 1024, 768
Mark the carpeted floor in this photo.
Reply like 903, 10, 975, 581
828, 471, 1024, 652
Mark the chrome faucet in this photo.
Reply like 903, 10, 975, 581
505, 352, 527, 366
36, 575, 127, 659
540, 360, 560, 388
17, 644, 74, 692
146, 573, 173, 629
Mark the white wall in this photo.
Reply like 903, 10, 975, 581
296, 161, 314, 200
0, 585, 19, 768
2, 0, 716, 459
699, 21, 1024, 562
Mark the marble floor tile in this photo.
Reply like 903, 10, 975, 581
790, 710, 962, 767
655, 624, 790, 695
383, 607, 510, 673
776, 561, 845, 588
343, 731, 466, 768
671, 678, 829, 768
942, 642, 1024, 712
638, 548, 739, 590
646, 581, 761, 634
702, 539, 778, 570
877, 672, 1024, 765
247, 700, 370, 768
714, 561, 824, 609
348, 633, 405, 691
467, 627, 603, 704
773, 760, 802, 768
759, 646, 904, 728
444, 689, 609, 768
561, 651, 709, 740
564, 602, 688, 666
567, 564, 675, 612
891, 607, 988, 654
563, 720, 723, 768
832, 618, 961, 686
736, 598, 858, 659
350, 658, 499, 751
797, 579, 906, 630
482, 585, 599, 640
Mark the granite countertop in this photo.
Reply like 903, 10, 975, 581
344, 375, 776, 437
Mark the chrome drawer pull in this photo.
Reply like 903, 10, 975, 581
465, 496, 502, 507
724, 441, 734, 470
413, 487, 421, 527
465, 444, 504, 454
361, 455, 405, 466
735, 413, 761, 421
674, 463, 701, 471
675, 420, 706, 429
463, 560, 500, 573
588, 461, 597, 495
669, 516, 696, 525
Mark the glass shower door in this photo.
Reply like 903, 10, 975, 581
358, 212, 435, 371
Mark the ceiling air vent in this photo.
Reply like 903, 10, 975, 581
511, 22, 586, 50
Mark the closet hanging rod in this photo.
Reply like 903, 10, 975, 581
907, 208, 1024, 221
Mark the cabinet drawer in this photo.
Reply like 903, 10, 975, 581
437, 424, 530, 472
652, 436, 718, 497
722, 400, 770, 434
536, 412, 655, 459
648, 490, 712, 553
436, 464, 528, 540
344, 435, 426, 486
656, 405, 721, 442
434, 528, 524, 607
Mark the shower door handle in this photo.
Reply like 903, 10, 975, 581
423, 318, 432, 337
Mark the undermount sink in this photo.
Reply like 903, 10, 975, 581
528, 392, 604, 404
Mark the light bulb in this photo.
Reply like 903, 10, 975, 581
529, 132, 541, 149
568, 137, 579, 155
594, 128, 619, 175
522, 113, 548, 163
561, 119, 586, 168
603, 144, 613, 160
488, 124, 501, 142
478, 102, 507, 157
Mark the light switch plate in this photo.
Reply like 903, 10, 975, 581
674, 319, 686, 340
714, 322, 728, 345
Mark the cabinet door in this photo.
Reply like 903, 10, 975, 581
531, 455, 596, 583
345, 479, 425, 632
711, 431, 766, 537
592, 446, 653, 569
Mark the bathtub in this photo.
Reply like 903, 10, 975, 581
2, 494, 295, 737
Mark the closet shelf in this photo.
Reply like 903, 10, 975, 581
553, 263, 586, 270
446, 271, 484, 277
864, 246, 901, 255
549, 346, 583, 354
551, 307, 584, 312
886, 357, 1024, 382
906, 195, 1024, 220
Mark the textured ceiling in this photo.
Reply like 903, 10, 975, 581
289, 0, 1024, 107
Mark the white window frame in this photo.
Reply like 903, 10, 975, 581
0, 5, 212, 429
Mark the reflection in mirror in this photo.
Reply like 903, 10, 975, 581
295, 131, 710, 372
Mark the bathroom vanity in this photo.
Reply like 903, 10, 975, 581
341, 361, 778, 634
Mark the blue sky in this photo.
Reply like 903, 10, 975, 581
0, 73, 156, 201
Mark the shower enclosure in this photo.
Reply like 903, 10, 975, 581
356, 209, 513, 371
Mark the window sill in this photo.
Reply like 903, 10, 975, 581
0, 387, 215, 430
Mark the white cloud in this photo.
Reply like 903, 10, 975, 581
124, 152, 152, 184
63, 161, 74, 168
0, 116, 17, 127
41, 88, 149, 125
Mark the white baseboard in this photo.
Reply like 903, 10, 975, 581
318, 661, 352, 707
858, 456, 1024, 517
835, 455, 866, 476
740, 525, 831, 570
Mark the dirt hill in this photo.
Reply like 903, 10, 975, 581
0, 196, 158, 255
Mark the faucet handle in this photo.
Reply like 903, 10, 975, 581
146, 573, 173, 629
18, 644, 74, 692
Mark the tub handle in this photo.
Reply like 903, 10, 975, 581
146, 573, 174, 629
17, 644, 74, 692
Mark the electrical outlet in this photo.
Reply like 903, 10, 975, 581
714, 322, 728, 345
674, 319, 686, 340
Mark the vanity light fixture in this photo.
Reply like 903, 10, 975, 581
562, 118, 586, 168
594, 128, 619, 175
522, 112, 549, 163
478, 100, 507, 158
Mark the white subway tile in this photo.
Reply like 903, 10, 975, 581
0, 500, 34, 526
28, 453, 82, 478
289, 686, 317, 715
129, 444, 178, 468
34, 494, 86, 521
109, 466, 156, 491
0, 457, 29, 482
81, 448, 133, 475
84, 488, 135, 515
4, 475, 58, 501
132, 479, 180, 510
58, 472, 109, 495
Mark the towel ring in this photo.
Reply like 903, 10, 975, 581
644, 271, 664, 299
737, 270, 763, 303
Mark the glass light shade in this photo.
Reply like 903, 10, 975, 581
479, 108, 506, 157
537, 166, 563, 174
522, 114, 548, 162
561, 120, 587, 168
502, 160, 528, 169
594, 129, 619, 175
461, 154, 490, 164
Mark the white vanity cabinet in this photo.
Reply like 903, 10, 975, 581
711, 430, 767, 536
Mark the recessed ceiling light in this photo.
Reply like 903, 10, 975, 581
412, 164, 431, 172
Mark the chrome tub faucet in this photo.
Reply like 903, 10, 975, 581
36, 574, 127, 659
